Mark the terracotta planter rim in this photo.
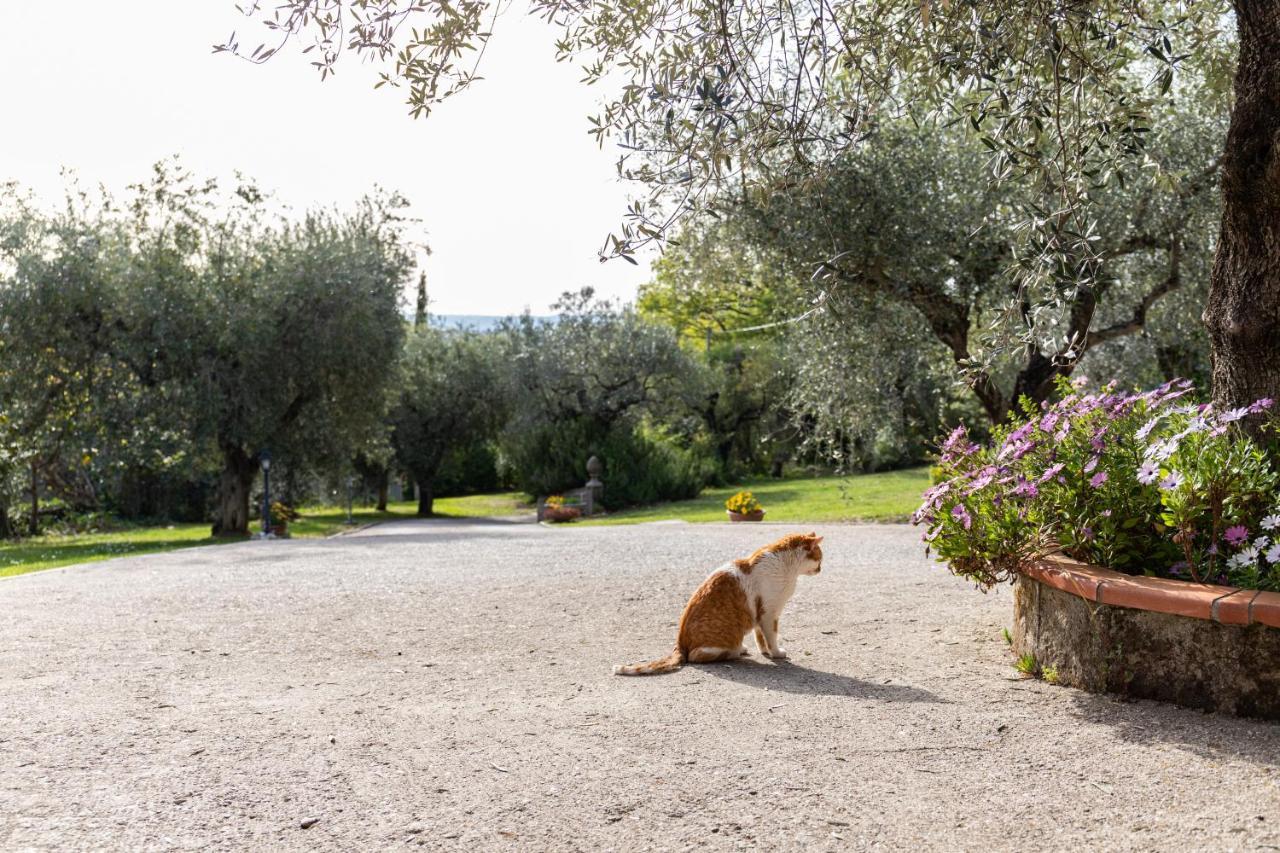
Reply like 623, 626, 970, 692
726, 509, 765, 522
1022, 553, 1280, 630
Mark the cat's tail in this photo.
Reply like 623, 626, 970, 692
612, 647, 685, 676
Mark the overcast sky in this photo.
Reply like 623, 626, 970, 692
0, 2, 652, 315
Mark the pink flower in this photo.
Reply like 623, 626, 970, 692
1089, 471, 1108, 488
1224, 525, 1249, 547
1038, 463, 1064, 483
1083, 456, 1099, 474
951, 504, 973, 530
1250, 398, 1275, 414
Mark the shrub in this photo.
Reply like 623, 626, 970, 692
502, 420, 710, 510
915, 377, 1280, 591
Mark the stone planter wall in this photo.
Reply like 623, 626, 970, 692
1014, 556, 1280, 720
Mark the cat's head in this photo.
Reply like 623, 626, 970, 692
800, 532, 824, 575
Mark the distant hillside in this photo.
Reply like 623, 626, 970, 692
429, 314, 554, 331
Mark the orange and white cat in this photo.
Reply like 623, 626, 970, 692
613, 532, 824, 675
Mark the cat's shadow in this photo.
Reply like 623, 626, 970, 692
695, 657, 943, 703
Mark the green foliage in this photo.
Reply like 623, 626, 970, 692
0, 163, 415, 536
499, 288, 708, 508
503, 419, 707, 510
433, 442, 503, 497
1015, 653, 1041, 678
389, 326, 507, 513
917, 377, 1280, 591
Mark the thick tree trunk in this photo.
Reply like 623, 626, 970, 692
213, 446, 258, 537
1204, 2, 1280, 420
417, 482, 434, 517
0, 503, 11, 539
376, 468, 389, 512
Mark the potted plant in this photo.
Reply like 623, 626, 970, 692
269, 501, 299, 537
914, 376, 1280, 717
542, 495, 582, 523
725, 490, 765, 522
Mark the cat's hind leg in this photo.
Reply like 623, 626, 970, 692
688, 646, 736, 663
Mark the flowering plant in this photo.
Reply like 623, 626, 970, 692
725, 491, 763, 514
270, 501, 300, 525
544, 494, 581, 510
915, 377, 1280, 590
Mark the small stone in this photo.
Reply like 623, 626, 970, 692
300, 818, 320, 829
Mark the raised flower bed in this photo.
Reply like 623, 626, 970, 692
915, 377, 1280, 719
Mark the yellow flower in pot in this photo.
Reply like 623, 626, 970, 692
725, 490, 764, 521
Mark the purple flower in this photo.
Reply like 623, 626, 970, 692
1136, 461, 1159, 485
1250, 398, 1275, 414
1040, 412, 1059, 433
1083, 456, 1099, 474
1135, 417, 1160, 440
1081, 527, 1095, 542
1038, 463, 1065, 483
1089, 471, 1109, 488
1006, 421, 1035, 444
940, 425, 973, 461
1219, 406, 1250, 424
1224, 525, 1249, 547
1158, 470, 1184, 491
951, 504, 973, 530
1169, 561, 1188, 576
1011, 477, 1039, 499
965, 472, 995, 494
923, 482, 951, 508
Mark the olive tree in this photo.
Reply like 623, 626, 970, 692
224, 0, 1280, 427
108, 169, 412, 535
500, 288, 705, 506
0, 188, 134, 535
389, 326, 507, 516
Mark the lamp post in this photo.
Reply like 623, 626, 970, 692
260, 450, 272, 537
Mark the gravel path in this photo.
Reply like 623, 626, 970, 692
2, 518, 1278, 851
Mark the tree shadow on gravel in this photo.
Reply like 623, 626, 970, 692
1068, 692, 1280, 769
697, 658, 943, 703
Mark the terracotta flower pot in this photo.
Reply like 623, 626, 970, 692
727, 510, 765, 522
544, 506, 582, 523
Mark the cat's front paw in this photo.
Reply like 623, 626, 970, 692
764, 647, 788, 660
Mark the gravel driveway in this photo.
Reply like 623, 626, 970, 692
2, 518, 1278, 851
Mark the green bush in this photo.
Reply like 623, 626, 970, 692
502, 420, 711, 510
434, 442, 503, 496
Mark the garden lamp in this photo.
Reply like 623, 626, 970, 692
260, 450, 272, 537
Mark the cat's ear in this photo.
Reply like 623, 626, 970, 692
809, 532, 823, 543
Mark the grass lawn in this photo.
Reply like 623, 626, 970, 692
579, 467, 930, 526
0, 490, 533, 580
0, 472, 924, 578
